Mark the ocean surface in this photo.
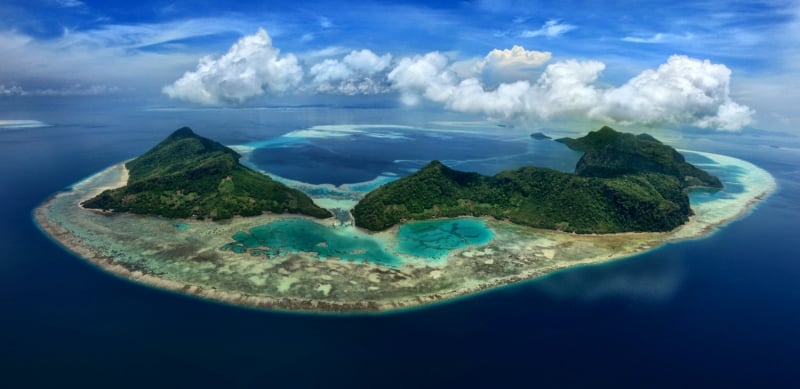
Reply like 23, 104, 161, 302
2, 96, 800, 388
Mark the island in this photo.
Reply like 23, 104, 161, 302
82, 127, 332, 220
353, 126, 722, 233
34, 126, 776, 313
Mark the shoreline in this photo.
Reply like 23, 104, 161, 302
33, 152, 778, 314
32, 200, 646, 313
76, 162, 130, 209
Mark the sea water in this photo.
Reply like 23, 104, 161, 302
220, 218, 497, 265
4, 100, 800, 387
245, 124, 582, 186
685, 151, 747, 205
221, 219, 401, 266
397, 219, 495, 260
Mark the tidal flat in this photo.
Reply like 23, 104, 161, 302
35, 151, 776, 313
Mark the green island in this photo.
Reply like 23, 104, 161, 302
353, 126, 722, 233
82, 127, 332, 220
33, 126, 776, 313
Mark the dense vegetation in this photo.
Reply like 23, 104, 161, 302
557, 126, 723, 188
82, 127, 332, 220
353, 127, 721, 233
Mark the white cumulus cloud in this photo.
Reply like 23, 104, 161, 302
531, 59, 605, 118
163, 28, 302, 104
160, 30, 752, 130
387, 51, 752, 130
590, 55, 753, 130
483, 45, 551, 67
387, 51, 457, 105
309, 49, 392, 94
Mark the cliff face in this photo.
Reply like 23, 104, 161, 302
353, 126, 721, 233
82, 127, 332, 220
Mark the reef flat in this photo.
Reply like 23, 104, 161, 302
34, 149, 775, 313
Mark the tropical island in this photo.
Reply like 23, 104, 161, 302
353, 126, 721, 233
82, 127, 331, 220
34, 125, 775, 313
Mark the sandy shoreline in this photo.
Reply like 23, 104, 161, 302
75, 162, 129, 209
33, 153, 778, 314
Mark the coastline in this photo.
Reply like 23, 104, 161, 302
33, 152, 778, 314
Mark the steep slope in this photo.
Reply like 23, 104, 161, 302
82, 127, 332, 220
353, 127, 718, 233
557, 126, 722, 188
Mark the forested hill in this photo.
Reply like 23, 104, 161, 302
352, 127, 722, 233
82, 127, 332, 220
557, 126, 722, 188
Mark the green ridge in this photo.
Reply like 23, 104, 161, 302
352, 126, 721, 233
82, 127, 332, 220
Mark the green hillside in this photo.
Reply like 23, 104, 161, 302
82, 127, 332, 220
557, 126, 722, 188
352, 127, 720, 233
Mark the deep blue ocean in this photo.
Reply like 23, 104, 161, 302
2, 96, 800, 388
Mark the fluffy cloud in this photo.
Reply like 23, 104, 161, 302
387, 51, 752, 130
387, 52, 456, 105
530, 59, 605, 118
590, 55, 753, 130
162, 28, 302, 104
160, 31, 752, 130
483, 45, 551, 67
309, 49, 392, 94
448, 79, 530, 118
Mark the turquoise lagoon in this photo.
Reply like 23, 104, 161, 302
221, 218, 496, 266
684, 151, 746, 206
397, 219, 495, 260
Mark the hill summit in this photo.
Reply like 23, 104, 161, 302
82, 127, 332, 220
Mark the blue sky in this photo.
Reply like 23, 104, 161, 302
1, 0, 798, 132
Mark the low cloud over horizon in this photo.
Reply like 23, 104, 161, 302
164, 29, 753, 131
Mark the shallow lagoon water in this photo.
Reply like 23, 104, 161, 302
222, 219, 401, 266
685, 151, 747, 205
221, 218, 497, 266
398, 219, 495, 260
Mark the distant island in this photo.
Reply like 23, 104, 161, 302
530, 132, 551, 140
82, 127, 331, 220
34, 125, 774, 313
353, 126, 722, 233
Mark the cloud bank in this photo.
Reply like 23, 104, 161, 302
387, 52, 752, 130
1, 83, 119, 96
163, 29, 753, 130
